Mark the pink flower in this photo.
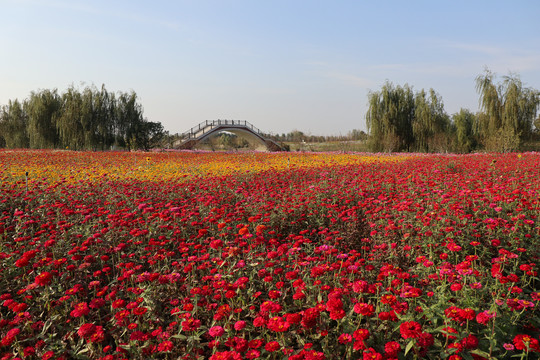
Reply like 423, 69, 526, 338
338, 333, 352, 344
234, 321, 246, 331
503, 343, 515, 350
209, 326, 225, 337
476, 310, 496, 325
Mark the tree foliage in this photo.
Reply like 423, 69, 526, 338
475, 70, 540, 151
365, 71, 539, 153
0, 99, 29, 149
452, 109, 478, 153
366, 82, 451, 152
0, 85, 164, 150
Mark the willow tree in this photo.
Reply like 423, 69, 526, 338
57, 86, 85, 149
366, 81, 415, 152
94, 85, 116, 149
413, 89, 450, 152
26, 89, 61, 149
0, 99, 29, 148
476, 69, 539, 151
453, 109, 478, 153
115, 91, 146, 150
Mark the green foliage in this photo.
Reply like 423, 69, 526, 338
365, 70, 539, 153
475, 69, 540, 152
413, 89, 451, 152
366, 82, 452, 152
453, 109, 478, 153
26, 89, 62, 149
0, 99, 29, 148
0, 84, 165, 151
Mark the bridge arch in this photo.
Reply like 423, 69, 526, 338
175, 120, 284, 151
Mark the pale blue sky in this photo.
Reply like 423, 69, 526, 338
2, 0, 540, 135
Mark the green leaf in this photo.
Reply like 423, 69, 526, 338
404, 340, 415, 356
171, 334, 187, 340
470, 349, 496, 359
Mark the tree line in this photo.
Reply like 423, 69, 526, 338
0, 85, 164, 150
270, 129, 368, 143
366, 70, 540, 153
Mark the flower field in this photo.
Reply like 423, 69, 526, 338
0, 150, 539, 360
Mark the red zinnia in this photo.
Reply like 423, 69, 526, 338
363, 347, 383, 360
354, 303, 375, 316
385, 341, 401, 356
70, 302, 90, 318
77, 323, 96, 339
265, 341, 280, 352
514, 334, 540, 352
353, 328, 370, 341
157, 340, 174, 352
133, 307, 147, 316
399, 321, 422, 339
34, 272, 53, 286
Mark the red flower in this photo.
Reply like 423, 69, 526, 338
249, 339, 264, 349
77, 323, 96, 339
513, 334, 540, 352
399, 321, 422, 339
89, 326, 104, 343
133, 306, 147, 316
1, 327, 20, 347
380, 294, 397, 305
34, 272, 53, 286
441, 327, 458, 340
267, 316, 290, 332
326, 294, 343, 313
338, 333, 352, 344
301, 307, 320, 328
384, 341, 401, 356
157, 340, 174, 352
234, 321, 246, 331
181, 317, 201, 331
42, 351, 55, 360
363, 348, 383, 360
417, 332, 434, 348
285, 313, 302, 324
329, 309, 346, 320
112, 299, 126, 309
264, 341, 280, 352
70, 302, 90, 318
354, 303, 375, 316
461, 334, 479, 349
210, 351, 242, 360
353, 328, 370, 341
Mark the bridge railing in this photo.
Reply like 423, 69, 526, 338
181, 120, 263, 140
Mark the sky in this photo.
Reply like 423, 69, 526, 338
1, 1, 540, 136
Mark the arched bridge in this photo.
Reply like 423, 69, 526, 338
174, 120, 285, 151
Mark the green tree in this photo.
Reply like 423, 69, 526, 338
136, 120, 165, 151
348, 129, 368, 141
366, 81, 415, 152
452, 109, 477, 153
413, 89, 450, 152
57, 85, 85, 149
92, 85, 116, 150
26, 89, 61, 149
0, 99, 29, 148
476, 69, 540, 151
